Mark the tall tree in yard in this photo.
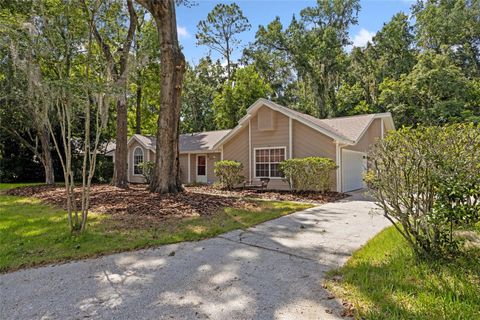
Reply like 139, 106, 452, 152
135, 0, 186, 193
196, 3, 251, 79
81, 0, 137, 189
0, 1, 56, 185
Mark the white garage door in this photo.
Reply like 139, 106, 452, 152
342, 149, 367, 192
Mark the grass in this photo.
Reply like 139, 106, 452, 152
0, 183, 312, 273
0, 182, 43, 190
326, 226, 480, 320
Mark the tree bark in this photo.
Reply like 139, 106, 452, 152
136, 0, 186, 193
38, 127, 55, 185
114, 94, 129, 188
82, 0, 136, 189
135, 82, 142, 134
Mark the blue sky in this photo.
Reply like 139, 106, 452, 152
176, 0, 415, 65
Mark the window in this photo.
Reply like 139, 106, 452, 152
133, 147, 144, 175
255, 148, 286, 178
197, 155, 206, 176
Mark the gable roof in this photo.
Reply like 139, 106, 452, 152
126, 99, 395, 154
214, 98, 395, 148
180, 129, 231, 152
128, 130, 231, 154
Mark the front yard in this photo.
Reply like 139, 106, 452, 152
0, 183, 316, 273
326, 226, 480, 319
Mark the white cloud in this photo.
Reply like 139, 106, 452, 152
177, 26, 190, 39
352, 28, 375, 48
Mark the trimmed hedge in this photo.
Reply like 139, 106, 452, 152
214, 160, 244, 189
280, 157, 337, 192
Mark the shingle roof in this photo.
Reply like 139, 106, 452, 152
180, 129, 231, 152
127, 99, 391, 154
265, 100, 378, 143
130, 130, 231, 153
319, 114, 376, 142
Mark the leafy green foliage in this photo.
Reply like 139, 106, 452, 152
181, 58, 224, 133
413, 0, 480, 78
280, 157, 337, 192
365, 123, 480, 256
212, 65, 272, 129
247, 0, 360, 117
213, 160, 244, 190
138, 161, 155, 183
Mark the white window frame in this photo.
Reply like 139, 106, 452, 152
133, 147, 144, 176
253, 147, 286, 179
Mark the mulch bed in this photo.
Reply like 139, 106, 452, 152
185, 185, 346, 204
5, 184, 253, 220
5, 184, 345, 222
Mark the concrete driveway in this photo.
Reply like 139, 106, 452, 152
0, 192, 389, 320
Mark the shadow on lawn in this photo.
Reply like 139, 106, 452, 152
329, 239, 480, 319
0, 197, 388, 319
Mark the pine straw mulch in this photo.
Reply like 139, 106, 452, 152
4, 184, 257, 221
185, 185, 346, 204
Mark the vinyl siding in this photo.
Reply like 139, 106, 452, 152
184, 153, 221, 184
292, 119, 337, 191
344, 118, 382, 153
222, 126, 249, 179
179, 154, 188, 183
250, 106, 290, 190
127, 140, 148, 183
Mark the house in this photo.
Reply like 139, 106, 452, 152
124, 99, 395, 192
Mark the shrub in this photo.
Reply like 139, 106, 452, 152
214, 160, 244, 189
138, 161, 155, 184
365, 123, 480, 257
93, 156, 114, 183
279, 157, 337, 192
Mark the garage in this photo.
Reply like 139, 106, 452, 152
341, 149, 367, 192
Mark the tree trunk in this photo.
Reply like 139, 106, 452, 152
37, 127, 55, 185
82, 0, 136, 189
114, 94, 129, 188
135, 83, 142, 134
136, 0, 186, 193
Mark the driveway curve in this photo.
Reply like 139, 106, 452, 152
0, 192, 389, 320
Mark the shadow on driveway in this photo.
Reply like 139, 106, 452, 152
0, 193, 388, 319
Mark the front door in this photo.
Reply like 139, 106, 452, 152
196, 155, 207, 183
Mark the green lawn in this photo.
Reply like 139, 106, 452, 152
326, 226, 480, 320
0, 183, 311, 273
0, 182, 43, 190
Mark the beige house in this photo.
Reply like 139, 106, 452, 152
123, 99, 395, 192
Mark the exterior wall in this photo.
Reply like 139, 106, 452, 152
127, 140, 149, 183
292, 119, 337, 191
257, 106, 275, 131
292, 120, 336, 159
222, 126, 249, 179
179, 152, 221, 185
344, 118, 382, 153
179, 154, 188, 183
250, 106, 290, 190
206, 153, 221, 183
